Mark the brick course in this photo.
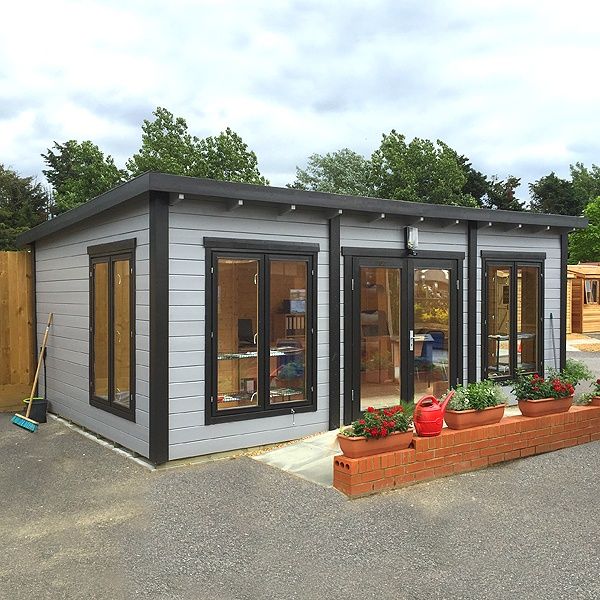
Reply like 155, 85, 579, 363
333, 406, 600, 498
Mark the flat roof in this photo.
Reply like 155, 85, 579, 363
16, 171, 587, 246
567, 264, 600, 277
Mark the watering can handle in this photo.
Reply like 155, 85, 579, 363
415, 394, 438, 411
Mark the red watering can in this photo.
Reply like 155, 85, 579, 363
413, 391, 455, 437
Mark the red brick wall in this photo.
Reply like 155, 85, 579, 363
333, 406, 600, 498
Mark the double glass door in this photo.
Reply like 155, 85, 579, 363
347, 257, 459, 421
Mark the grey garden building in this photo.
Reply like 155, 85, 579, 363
16, 173, 586, 464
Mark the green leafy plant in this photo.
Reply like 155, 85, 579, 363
547, 359, 592, 386
512, 373, 574, 401
340, 405, 412, 439
590, 378, 600, 397
574, 392, 594, 406
446, 380, 506, 412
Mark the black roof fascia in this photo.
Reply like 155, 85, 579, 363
16, 171, 587, 246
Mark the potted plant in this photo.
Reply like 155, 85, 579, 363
589, 379, 600, 407
443, 380, 506, 430
338, 404, 413, 458
512, 373, 574, 417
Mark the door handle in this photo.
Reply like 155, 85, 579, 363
409, 329, 414, 352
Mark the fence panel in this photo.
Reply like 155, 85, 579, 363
0, 251, 34, 411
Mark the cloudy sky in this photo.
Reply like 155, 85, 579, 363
1, 0, 599, 200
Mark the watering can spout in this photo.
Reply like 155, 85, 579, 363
440, 390, 455, 415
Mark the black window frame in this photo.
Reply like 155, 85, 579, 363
204, 238, 319, 425
88, 238, 136, 421
481, 252, 545, 382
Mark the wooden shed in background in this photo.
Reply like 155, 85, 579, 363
568, 264, 600, 333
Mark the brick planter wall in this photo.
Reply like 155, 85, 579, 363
333, 405, 600, 498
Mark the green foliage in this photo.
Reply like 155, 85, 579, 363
574, 392, 594, 406
289, 148, 372, 196
529, 171, 583, 216
485, 175, 525, 211
370, 131, 478, 206
447, 380, 506, 412
457, 156, 487, 206
342, 405, 412, 438
547, 358, 592, 386
127, 107, 268, 185
570, 162, 600, 207
568, 196, 600, 263
0, 165, 49, 249
42, 140, 126, 214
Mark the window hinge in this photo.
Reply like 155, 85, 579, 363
211, 331, 214, 339
351, 278, 355, 291
311, 328, 314, 335
351, 389, 355, 401
311, 386, 314, 393
311, 269, 315, 276
211, 266, 214, 275
211, 396, 215, 404
456, 279, 460, 290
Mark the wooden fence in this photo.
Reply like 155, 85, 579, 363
0, 251, 34, 412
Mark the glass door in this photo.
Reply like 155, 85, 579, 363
412, 266, 453, 401
357, 264, 402, 412
347, 256, 460, 422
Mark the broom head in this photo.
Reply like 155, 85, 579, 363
11, 413, 39, 433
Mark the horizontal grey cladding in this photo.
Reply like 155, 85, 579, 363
35, 197, 150, 458
168, 198, 330, 459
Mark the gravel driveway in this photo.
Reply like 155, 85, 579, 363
1, 413, 599, 600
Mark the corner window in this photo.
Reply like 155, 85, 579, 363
205, 240, 318, 424
88, 239, 136, 420
483, 257, 543, 380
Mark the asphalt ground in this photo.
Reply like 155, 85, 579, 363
1, 411, 599, 600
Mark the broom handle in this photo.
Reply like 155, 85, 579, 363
25, 313, 53, 420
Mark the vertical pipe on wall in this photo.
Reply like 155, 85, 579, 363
328, 214, 341, 430
149, 191, 170, 464
467, 221, 477, 382
560, 232, 568, 370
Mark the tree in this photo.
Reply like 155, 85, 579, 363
126, 107, 199, 177
196, 128, 268, 185
289, 148, 372, 196
370, 131, 477, 206
457, 156, 487, 207
570, 162, 600, 208
127, 107, 268, 184
568, 196, 600, 263
0, 165, 49, 250
529, 172, 583, 216
42, 140, 126, 214
484, 175, 524, 211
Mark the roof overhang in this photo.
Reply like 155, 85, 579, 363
16, 171, 588, 247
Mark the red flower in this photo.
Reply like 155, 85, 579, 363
367, 407, 375, 413
359, 419, 366, 425
380, 427, 388, 437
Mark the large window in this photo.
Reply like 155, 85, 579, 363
206, 240, 317, 423
88, 240, 136, 420
483, 255, 543, 380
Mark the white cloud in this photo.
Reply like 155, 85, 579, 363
0, 0, 599, 198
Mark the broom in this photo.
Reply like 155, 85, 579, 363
12, 313, 53, 433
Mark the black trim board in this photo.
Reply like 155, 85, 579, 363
480, 250, 546, 261
148, 191, 170, 464
560, 233, 568, 370
328, 215, 341, 430
203, 237, 320, 253
88, 238, 137, 256
467, 222, 477, 383
16, 172, 586, 247
342, 247, 465, 260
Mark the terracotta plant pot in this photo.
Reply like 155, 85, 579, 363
444, 404, 505, 430
591, 396, 600, 407
337, 430, 413, 459
517, 396, 573, 417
